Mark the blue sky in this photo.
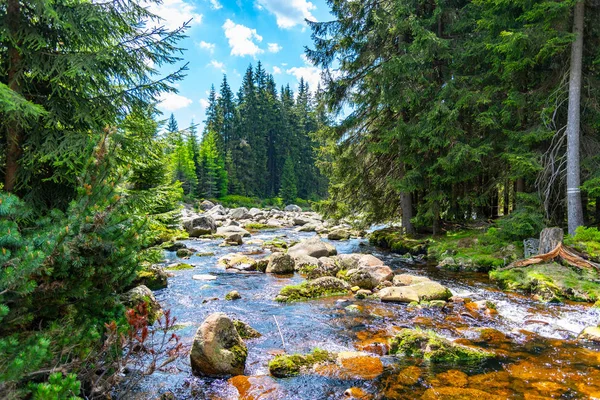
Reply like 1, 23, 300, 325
147, 0, 332, 133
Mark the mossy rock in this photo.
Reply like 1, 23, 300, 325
268, 349, 334, 377
166, 263, 193, 271
275, 277, 350, 303
134, 265, 168, 290
490, 262, 600, 303
369, 228, 428, 255
176, 248, 195, 258
389, 329, 495, 364
233, 320, 262, 339
244, 223, 278, 230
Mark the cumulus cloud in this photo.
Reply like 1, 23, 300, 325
209, 0, 222, 10
273, 66, 282, 74
199, 98, 210, 108
208, 60, 226, 72
268, 43, 282, 53
145, 0, 203, 30
256, 0, 316, 29
198, 41, 216, 53
286, 54, 322, 91
222, 19, 264, 57
158, 92, 193, 111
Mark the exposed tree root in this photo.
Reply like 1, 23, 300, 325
501, 243, 600, 271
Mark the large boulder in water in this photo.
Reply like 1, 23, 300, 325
266, 253, 295, 274
230, 207, 250, 220
190, 313, 248, 377
327, 229, 351, 241
275, 277, 350, 302
284, 204, 302, 212
123, 285, 163, 324
217, 225, 251, 237
184, 215, 217, 237
200, 200, 215, 210
288, 236, 337, 258
338, 254, 384, 270
377, 286, 420, 303
345, 265, 394, 290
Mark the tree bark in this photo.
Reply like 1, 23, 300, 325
4, 0, 22, 192
503, 180, 510, 216
566, 1, 585, 235
539, 227, 564, 255
399, 164, 414, 234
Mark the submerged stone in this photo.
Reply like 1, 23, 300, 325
421, 387, 503, 400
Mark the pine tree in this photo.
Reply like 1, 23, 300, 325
279, 157, 297, 205
199, 130, 227, 198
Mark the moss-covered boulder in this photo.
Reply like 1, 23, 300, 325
268, 349, 334, 377
275, 277, 350, 302
176, 248, 195, 258
389, 329, 495, 363
225, 290, 241, 300
134, 265, 168, 290
233, 320, 262, 339
122, 285, 163, 324
165, 263, 193, 271
190, 313, 248, 377
266, 252, 295, 274
490, 262, 600, 302
218, 253, 257, 272
369, 228, 428, 255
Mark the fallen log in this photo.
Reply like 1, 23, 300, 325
501, 242, 599, 271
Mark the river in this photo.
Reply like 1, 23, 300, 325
134, 227, 600, 399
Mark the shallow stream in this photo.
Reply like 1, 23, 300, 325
137, 228, 600, 399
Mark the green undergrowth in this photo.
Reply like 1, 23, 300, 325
490, 262, 600, 303
428, 229, 522, 272
565, 226, 600, 262
389, 328, 495, 363
268, 349, 334, 377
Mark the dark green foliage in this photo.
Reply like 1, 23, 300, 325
491, 194, 545, 242
279, 157, 298, 205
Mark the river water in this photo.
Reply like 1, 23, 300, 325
135, 228, 600, 399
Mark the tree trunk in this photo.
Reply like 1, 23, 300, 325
503, 180, 510, 216
539, 227, 564, 255
399, 164, 414, 234
432, 200, 440, 235
4, 0, 22, 192
596, 197, 600, 224
566, 1, 585, 235
515, 177, 525, 194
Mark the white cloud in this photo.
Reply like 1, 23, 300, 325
268, 43, 282, 53
222, 19, 264, 57
208, 60, 226, 72
273, 66, 282, 75
198, 41, 216, 53
286, 66, 322, 91
199, 98, 210, 108
145, 0, 203, 31
256, 0, 316, 29
158, 92, 193, 111
209, 0, 222, 10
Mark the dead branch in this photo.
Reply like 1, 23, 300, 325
501, 242, 600, 271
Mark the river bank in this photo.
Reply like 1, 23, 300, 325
131, 204, 600, 399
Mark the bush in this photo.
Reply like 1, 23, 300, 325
490, 193, 545, 242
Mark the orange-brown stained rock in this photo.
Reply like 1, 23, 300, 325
314, 352, 383, 380
474, 328, 508, 345
530, 381, 567, 396
506, 361, 573, 383
467, 370, 510, 395
396, 366, 422, 386
429, 370, 468, 388
421, 387, 504, 400
228, 375, 279, 400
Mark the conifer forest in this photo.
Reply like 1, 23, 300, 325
1, 0, 600, 399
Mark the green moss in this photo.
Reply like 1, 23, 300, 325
490, 262, 600, 302
196, 252, 215, 257
268, 348, 334, 377
263, 238, 294, 250
565, 226, 600, 262
134, 267, 167, 290
233, 320, 262, 339
298, 264, 318, 276
165, 263, 193, 270
389, 329, 494, 363
230, 343, 248, 366
276, 279, 349, 302
245, 223, 278, 230
369, 228, 428, 255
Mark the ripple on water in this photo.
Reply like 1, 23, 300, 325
133, 228, 600, 399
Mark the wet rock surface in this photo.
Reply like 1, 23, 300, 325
133, 206, 600, 399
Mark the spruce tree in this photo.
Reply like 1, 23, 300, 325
279, 157, 297, 205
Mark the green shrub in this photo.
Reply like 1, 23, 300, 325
491, 193, 545, 242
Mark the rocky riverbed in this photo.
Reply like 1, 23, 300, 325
129, 204, 600, 399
